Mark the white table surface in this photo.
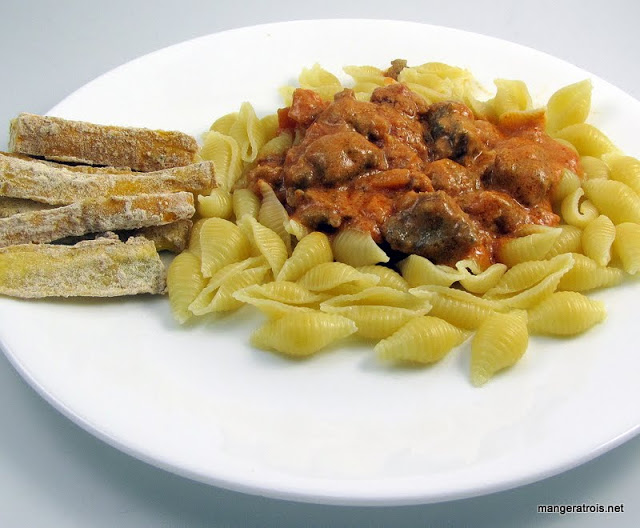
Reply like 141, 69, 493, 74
1, 1, 639, 526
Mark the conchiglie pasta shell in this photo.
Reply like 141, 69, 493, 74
241, 280, 329, 305
551, 169, 581, 203
278, 85, 295, 106
199, 131, 243, 191
250, 311, 357, 356
233, 287, 318, 319
413, 62, 471, 79
261, 113, 279, 140
324, 305, 430, 339
457, 262, 508, 294
545, 79, 592, 133
197, 188, 233, 219
331, 229, 389, 267
470, 310, 529, 387
580, 156, 609, 180
343, 65, 387, 84
581, 215, 616, 266
297, 262, 380, 294
545, 224, 583, 258
527, 291, 606, 336
257, 181, 292, 254
411, 285, 502, 330
397, 69, 447, 92
582, 179, 640, 224
560, 187, 599, 228
299, 63, 341, 88
464, 93, 496, 121
488, 254, 574, 310
403, 83, 450, 104
188, 256, 267, 315
256, 131, 293, 159
486, 254, 575, 297
398, 254, 466, 287
612, 222, 640, 274
492, 79, 532, 115
277, 232, 333, 282
553, 123, 618, 158
375, 316, 469, 364
557, 253, 624, 291
199, 266, 270, 313
210, 112, 238, 135
354, 89, 375, 102
356, 265, 409, 292
232, 188, 260, 220
497, 227, 562, 267
187, 218, 207, 258
284, 219, 311, 241
603, 154, 640, 195
320, 286, 432, 338
552, 138, 579, 155
167, 251, 206, 324
228, 102, 268, 163
199, 218, 251, 277
241, 216, 288, 277
320, 286, 429, 310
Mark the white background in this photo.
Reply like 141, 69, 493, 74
1, 1, 639, 526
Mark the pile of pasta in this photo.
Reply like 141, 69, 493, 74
168, 62, 640, 386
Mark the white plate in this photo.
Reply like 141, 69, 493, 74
1, 20, 639, 506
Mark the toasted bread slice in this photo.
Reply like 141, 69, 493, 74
9, 113, 199, 172
0, 236, 166, 298
0, 192, 195, 247
0, 153, 215, 205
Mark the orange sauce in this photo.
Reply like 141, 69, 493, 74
246, 84, 582, 266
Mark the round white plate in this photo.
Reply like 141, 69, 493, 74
1, 20, 639, 506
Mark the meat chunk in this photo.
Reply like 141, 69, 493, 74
456, 190, 540, 233
423, 101, 475, 160
284, 130, 387, 189
482, 136, 569, 206
370, 82, 430, 117
384, 59, 408, 80
382, 191, 479, 264
423, 101, 499, 165
287, 89, 329, 128
483, 138, 552, 206
354, 169, 433, 193
314, 89, 429, 164
424, 158, 478, 195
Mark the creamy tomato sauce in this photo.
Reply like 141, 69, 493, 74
246, 81, 581, 267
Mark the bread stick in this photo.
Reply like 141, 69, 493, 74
131, 219, 192, 253
9, 113, 199, 171
0, 196, 53, 218
1, 152, 136, 174
0, 153, 215, 205
0, 237, 166, 298
0, 192, 195, 247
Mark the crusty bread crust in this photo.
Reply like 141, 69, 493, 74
0, 237, 166, 298
0, 153, 215, 205
0, 192, 195, 247
9, 113, 199, 172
